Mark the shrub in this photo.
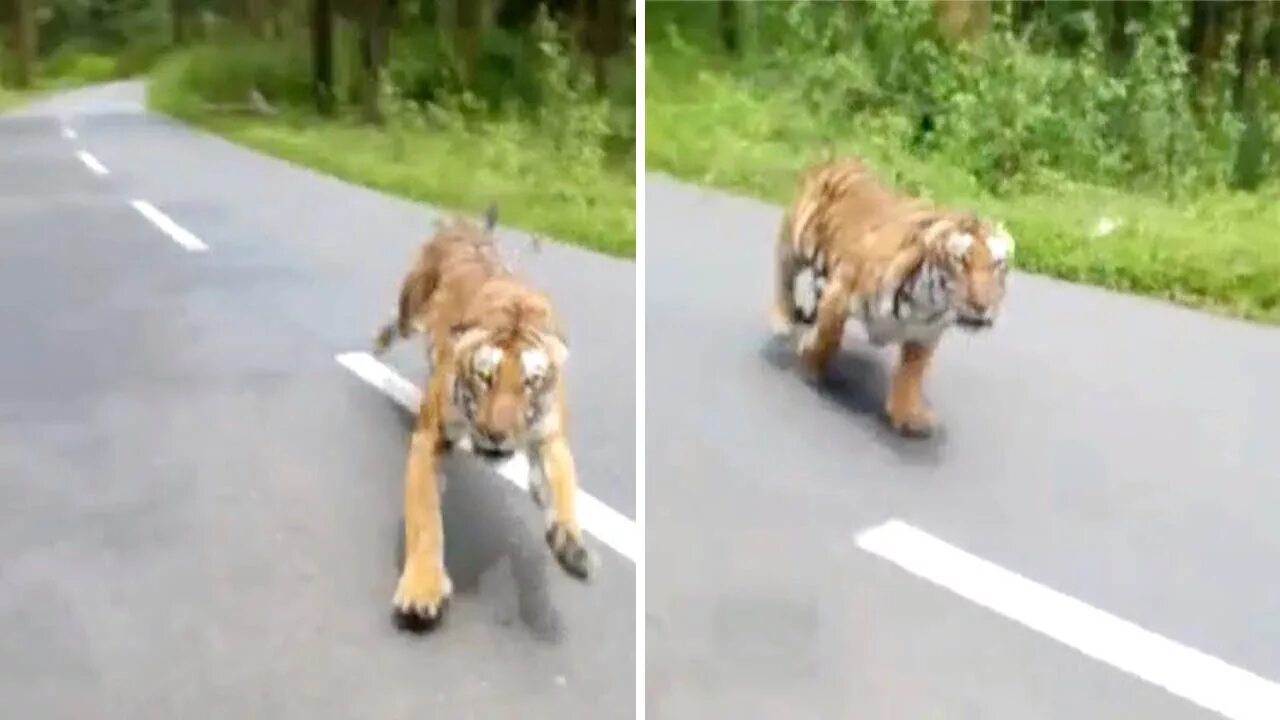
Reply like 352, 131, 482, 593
649, 1, 1279, 198
148, 40, 312, 113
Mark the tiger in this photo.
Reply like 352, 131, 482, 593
373, 205, 592, 626
770, 156, 1014, 437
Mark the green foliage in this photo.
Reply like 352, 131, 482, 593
147, 7, 635, 258
42, 48, 119, 83
149, 39, 313, 111
381, 6, 633, 165
651, 1, 1279, 198
647, 1, 1280, 324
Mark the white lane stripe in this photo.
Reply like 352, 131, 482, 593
856, 519, 1280, 720
129, 200, 209, 252
76, 150, 108, 175
62, 126, 77, 140
335, 351, 638, 562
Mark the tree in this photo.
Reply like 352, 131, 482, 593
331, 0, 395, 123
11, 0, 37, 88
586, 0, 627, 91
311, 0, 335, 115
357, 0, 388, 123
717, 0, 738, 54
171, 0, 196, 44
1236, 0, 1266, 108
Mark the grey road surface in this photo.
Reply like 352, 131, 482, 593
645, 174, 1280, 719
0, 83, 634, 719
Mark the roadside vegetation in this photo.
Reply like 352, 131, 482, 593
3, 0, 635, 258
648, 1, 1280, 324
1, 0, 168, 99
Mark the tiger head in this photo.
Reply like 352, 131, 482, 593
930, 214, 1015, 331
446, 289, 568, 460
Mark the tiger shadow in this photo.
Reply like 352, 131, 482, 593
759, 333, 947, 466
391, 414, 565, 643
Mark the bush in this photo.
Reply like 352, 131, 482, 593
148, 40, 312, 114
649, 1, 1279, 198
42, 49, 119, 84
385, 6, 631, 166
114, 37, 170, 78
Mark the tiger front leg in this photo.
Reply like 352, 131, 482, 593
393, 405, 453, 627
530, 433, 593, 580
798, 278, 851, 381
886, 340, 938, 437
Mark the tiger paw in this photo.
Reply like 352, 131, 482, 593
392, 561, 453, 629
797, 333, 829, 382
546, 523, 593, 580
886, 402, 937, 438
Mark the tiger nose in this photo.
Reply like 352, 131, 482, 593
479, 428, 511, 447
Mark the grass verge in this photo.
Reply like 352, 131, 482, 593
647, 51, 1280, 325
146, 51, 634, 259
0, 87, 34, 111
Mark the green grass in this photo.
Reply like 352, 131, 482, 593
146, 50, 635, 259
647, 50, 1280, 325
0, 87, 33, 111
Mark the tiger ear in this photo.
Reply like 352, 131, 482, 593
988, 223, 1015, 263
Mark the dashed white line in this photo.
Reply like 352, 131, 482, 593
62, 126, 77, 140
129, 199, 209, 252
76, 150, 107, 175
335, 350, 638, 562
855, 519, 1280, 720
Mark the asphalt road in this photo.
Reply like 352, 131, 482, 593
0, 82, 635, 719
645, 174, 1280, 719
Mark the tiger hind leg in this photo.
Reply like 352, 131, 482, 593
770, 222, 799, 336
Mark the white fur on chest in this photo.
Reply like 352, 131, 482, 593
790, 254, 955, 347
848, 296, 953, 347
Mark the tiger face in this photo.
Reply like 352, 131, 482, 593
447, 328, 566, 459
934, 217, 1015, 331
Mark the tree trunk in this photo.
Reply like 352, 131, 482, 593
718, 0, 738, 54
1236, 0, 1264, 108
171, 0, 187, 44
454, 0, 484, 89
12, 0, 37, 88
435, 0, 456, 40
1108, 0, 1129, 60
1189, 0, 1227, 84
311, 0, 335, 116
1013, 0, 1043, 34
1268, 0, 1280, 77
359, 0, 388, 123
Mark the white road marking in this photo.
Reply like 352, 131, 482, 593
62, 126, 77, 140
335, 351, 638, 563
76, 150, 108, 175
129, 200, 209, 252
855, 519, 1280, 720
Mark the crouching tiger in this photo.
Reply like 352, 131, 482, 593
374, 205, 592, 626
770, 156, 1014, 437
